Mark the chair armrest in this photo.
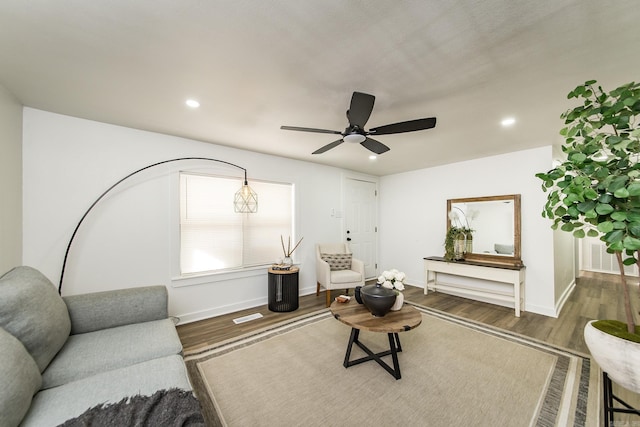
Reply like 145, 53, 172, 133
351, 258, 365, 280
63, 286, 168, 334
316, 257, 331, 286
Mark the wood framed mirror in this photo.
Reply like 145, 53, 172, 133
447, 194, 522, 267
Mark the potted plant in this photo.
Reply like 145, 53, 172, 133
444, 226, 467, 261
535, 80, 640, 392
446, 208, 475, 260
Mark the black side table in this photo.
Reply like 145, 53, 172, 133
268, 267, 299, 312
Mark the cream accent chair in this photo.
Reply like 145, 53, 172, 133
316, 243, 365, 307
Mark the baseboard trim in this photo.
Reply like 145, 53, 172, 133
554, 279, 576, 317
175, 284, 319, 325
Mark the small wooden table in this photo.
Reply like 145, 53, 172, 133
330, 300, 422, 380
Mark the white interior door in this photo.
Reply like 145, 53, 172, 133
344, 177, 377, 279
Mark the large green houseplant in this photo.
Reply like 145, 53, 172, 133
536, 80, 640, 338
536, 80, 640, 392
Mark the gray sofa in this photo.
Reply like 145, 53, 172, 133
0, 266, 198, 427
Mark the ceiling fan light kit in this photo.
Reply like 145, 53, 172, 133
343, 133, 366, 144
281, 91, 436, 155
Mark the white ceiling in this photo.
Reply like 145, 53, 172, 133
1, 1, 638, 176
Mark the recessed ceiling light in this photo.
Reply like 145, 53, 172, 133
186, 99, 200, 108
369, 155, 377, 160
501, 117, 516, 127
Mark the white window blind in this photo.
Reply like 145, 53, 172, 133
180, 172, 293, 275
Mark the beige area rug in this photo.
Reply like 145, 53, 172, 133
184, 304, 600, 427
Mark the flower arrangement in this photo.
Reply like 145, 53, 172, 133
377, 269, 406, 292
448, 208, 476, 240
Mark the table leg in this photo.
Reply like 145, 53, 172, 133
343, 328, 359, 368
343, 328, 403, 380
393, 332, 401, 352
388, 333, 401, 379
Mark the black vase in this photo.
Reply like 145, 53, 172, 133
354, 286, 363, 304
360, 283, 396, 317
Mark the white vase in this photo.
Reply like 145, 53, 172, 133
390, 292, 404, 311
584, 320, 640, 393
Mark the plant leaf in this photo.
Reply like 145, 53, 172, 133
598, 221, 614, 233
628, 182, 640, 196
595, 204, 614, 215
611, 211, 627, 221
561, 223, 575, 232
577, 200, 597, 212
615, 188, 630, 198
623, 236, 640, 250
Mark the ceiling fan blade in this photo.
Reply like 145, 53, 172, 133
281, 125, 342, 135
361, 137, 390, 155
347, 92, 375, 128
369, 117, 437, 135
312, 139, 344, 154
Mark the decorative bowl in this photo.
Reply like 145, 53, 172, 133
360, 283, 396, 317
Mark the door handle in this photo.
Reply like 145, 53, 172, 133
346, 238, 352, 241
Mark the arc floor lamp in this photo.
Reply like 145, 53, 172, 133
58, 157, 258, 295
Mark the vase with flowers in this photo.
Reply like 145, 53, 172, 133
378, 269, 406, 311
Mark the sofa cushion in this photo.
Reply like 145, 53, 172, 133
21, 355, 192, 427
41, 318, 183, 389
63, 286, 168, 334
0, 266, 71, 372
0, 327, 42, 427
321, 253, 352, 271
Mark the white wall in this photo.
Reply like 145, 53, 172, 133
554, 227, 576, 311
22, 108, 374, 323
379, 146, 563, 316
550, 140, 577, 312
0, 85, 23, 275
22, 108, 568, 319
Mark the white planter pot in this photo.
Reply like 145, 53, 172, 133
584, 320, 640, 393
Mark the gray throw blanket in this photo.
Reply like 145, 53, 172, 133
58, 388, 205, 427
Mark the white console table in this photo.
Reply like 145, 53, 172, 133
424, 256, 526, 317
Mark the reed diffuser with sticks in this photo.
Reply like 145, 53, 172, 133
280, 235, 303, 266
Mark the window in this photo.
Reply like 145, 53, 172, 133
180, 172, 293, 275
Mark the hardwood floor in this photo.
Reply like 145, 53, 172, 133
177, 272, 635, 355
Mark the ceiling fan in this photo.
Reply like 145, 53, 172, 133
281, 91, 436, 155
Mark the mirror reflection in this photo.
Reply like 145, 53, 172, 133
450, 200, 514, 256
447, 194, 522, 266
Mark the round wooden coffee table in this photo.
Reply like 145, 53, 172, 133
330, 299, 421, 380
